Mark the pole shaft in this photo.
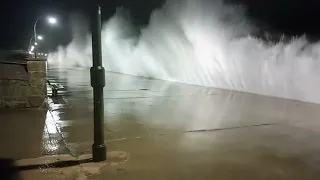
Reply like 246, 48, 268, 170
93, 87, 104, 144
34, 29, 37, 58
28, 37, 33, 52
92, 6, 102, 67
33, 17, 41, 58
91, 4, 106, 162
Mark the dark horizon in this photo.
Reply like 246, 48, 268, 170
0, 0, 319, 50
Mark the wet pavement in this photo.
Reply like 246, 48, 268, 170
1, 68, 320, 179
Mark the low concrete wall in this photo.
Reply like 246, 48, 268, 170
0, 59, 47, 108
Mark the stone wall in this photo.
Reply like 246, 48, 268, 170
0, 59, 47, 108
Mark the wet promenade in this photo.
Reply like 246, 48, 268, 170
1, 68, 320, 179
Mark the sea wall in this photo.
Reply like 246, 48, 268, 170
0, 59, 47, 108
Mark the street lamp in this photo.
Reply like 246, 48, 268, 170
48, 17, 57, 24
33, 16, 57, 58
28, 36, 43, 57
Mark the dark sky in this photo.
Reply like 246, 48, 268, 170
0, 0, 319, 50
238, 0, 320, 35
0, 0, 162, 50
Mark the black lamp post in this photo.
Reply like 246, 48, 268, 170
90, 5, 107, 162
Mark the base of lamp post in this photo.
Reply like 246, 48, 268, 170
92, 143, 107, 162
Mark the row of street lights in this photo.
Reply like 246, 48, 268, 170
29, 16, 57, 58
28, 35, 43, 54
28, 6, 107, 162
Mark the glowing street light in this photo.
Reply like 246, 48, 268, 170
48, 17, 57, 24
30, 46, 34, 54
33, 15, 58, 58
28, 34, 43, 57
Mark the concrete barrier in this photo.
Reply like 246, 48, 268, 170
0, 58, 47, 108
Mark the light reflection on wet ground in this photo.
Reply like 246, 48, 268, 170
2, 68, 320, 179
46, 68, 320, 142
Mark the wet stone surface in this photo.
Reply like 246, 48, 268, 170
1, 68, 320, 179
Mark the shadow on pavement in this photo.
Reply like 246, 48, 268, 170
17, 158, 92, 170
0, 158, 92, 175
0, 158, 22, 180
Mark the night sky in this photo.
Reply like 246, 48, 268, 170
0, 0, 319, 50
